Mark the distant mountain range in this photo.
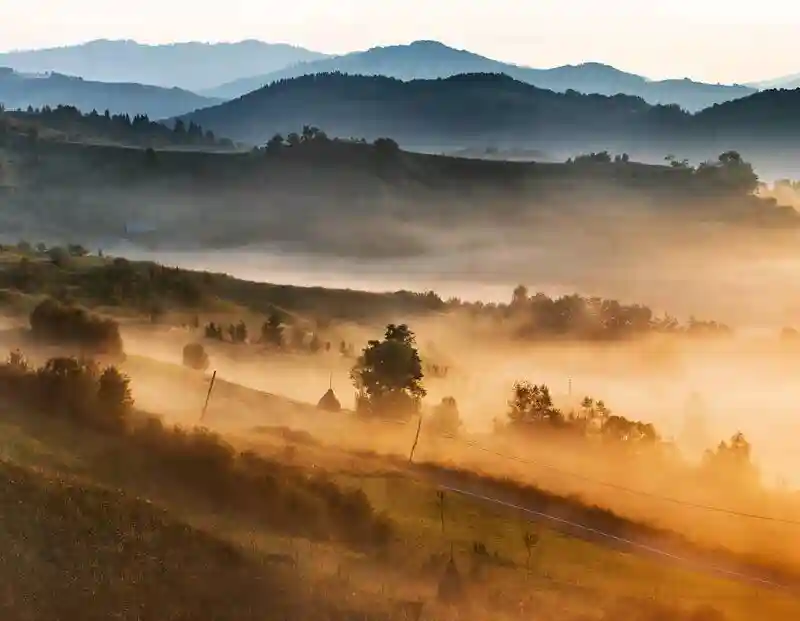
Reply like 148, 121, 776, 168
178, 72, 800, 173
205, 40, 757, 112
0, 67, 218, 118
752, 72, 800, 90
0, 39, 328, 92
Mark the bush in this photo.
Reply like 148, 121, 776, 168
127, 421, 393, 550
0, 354, 133, 432
30, 298, 124, 358
183, 343, 210, 371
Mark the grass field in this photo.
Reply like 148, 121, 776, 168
0, 354, 798, 621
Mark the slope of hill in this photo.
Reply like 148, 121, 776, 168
0, 39, 329, 93
179, 73, 800, 172
0, 458, 310, 621
0, 67, 219, 118
205, 40, 756, 111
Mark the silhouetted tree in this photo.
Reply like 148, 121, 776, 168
351, 324, 426, 419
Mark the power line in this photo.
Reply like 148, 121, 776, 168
434, 481, 798, 594
428, 430, 800, 527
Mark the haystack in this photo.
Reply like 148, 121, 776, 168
437, 556, 463, 604
317, 388, 342, 412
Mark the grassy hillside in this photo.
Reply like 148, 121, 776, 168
0, 458, 311, 621
0, 352, 797, 621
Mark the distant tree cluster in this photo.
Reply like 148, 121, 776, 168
30, 298, 124, 358
7, 105, 233, 148
260, 124, 400, 158
456, 285, 733, 341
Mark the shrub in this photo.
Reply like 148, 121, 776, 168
30, 298, 124, 358
183, 343, 210, 371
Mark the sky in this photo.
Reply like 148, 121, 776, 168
1, 0, 798, 83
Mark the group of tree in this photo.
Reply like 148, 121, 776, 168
0, 349, 132, 432
204, 320, 248, 343
29, 298, 124, 358
201, 313, 356, 357
259, 125, 400, 158
4, 104, 233, 149
476, 286, 735, 341
348, 321, 759, 492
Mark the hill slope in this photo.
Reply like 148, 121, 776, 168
180, 73, 800, 171
0, 458, 309, 621
206, 40, 756, 111
0, 39, 329, 93
0, 67, 219, 118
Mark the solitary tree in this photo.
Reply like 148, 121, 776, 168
350, 324, 426, 419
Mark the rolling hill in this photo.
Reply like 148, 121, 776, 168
0, 67, 219, 118
204, 40, 756, 111
178, 72, 800, 172
0, 39, 329, 93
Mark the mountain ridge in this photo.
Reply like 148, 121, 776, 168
0, 67, 219, 118
204, 40, 756, 111
0, 39, 329, 92
178, 71, 800, 176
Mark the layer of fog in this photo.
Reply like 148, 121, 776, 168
108, 212, 800, 330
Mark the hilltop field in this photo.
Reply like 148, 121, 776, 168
1, 244, 800, 620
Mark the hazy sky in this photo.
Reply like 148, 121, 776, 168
1, 0, 798, 83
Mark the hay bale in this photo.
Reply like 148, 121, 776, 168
317, 388, 341, 412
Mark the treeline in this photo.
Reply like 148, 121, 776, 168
0, 104, 234, 148
202, 312, 355, 356
255, 124, 400, 158
0, 347, 393, 551
494, 285, 733, 340
0, 246, 745, 342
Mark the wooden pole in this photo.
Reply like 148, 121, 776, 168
200, 370, 217, 422
408, 413, 423, 463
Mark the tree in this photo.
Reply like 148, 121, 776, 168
508, 382, 563, 427
97, 366, 133, 430
350, 324, 426, 419
265, 133, 284, 152
428, 396, 462, 436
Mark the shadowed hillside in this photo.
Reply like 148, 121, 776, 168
206, 40, 755, 110
0, 459, 310, 621
179, 73, 800, 175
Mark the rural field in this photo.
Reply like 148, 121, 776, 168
0, 245, 799, 620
